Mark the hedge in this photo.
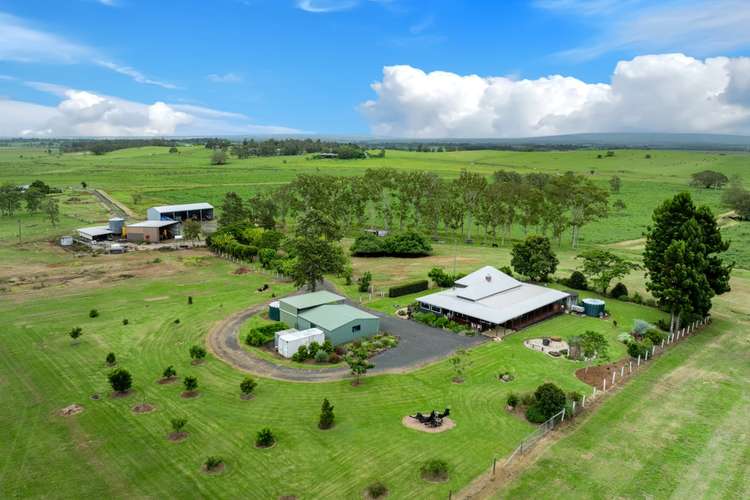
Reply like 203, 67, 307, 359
388, 280, 428, 298
350, 231, 432, 257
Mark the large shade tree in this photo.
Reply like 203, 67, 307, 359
644, 193, 732, 332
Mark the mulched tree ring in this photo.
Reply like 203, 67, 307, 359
240, 393, 255, 401
190, 359, 205, 366
90, 393, 101, 400
110, 390, 132, 399
254, 441, 277, 450
58, 404, 84, 417
278, 496, 297, 500
201, 463, 225, 475
452, 377, 464, 384
168, 431, 188, 443
157, 376, 178, 385
421, 471, 449, 484
181, 390, 200, 399
132, 403, 155, 414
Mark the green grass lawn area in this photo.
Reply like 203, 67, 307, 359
0, 247, 668, 498
496, 316, 750, 499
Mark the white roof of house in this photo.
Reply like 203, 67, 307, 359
127, 220, 179, 228
78, 226, 113, 237
417, 266, 569, 325
150, 203, 213, 213
278, 328, 325, 343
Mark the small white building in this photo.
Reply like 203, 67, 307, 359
276, 328, 325, 358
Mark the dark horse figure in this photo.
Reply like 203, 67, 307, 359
410, 408, 450, 428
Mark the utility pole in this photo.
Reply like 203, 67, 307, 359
17, 219, 21, 242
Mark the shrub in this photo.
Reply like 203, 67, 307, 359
244, 322, 287, 347
656, 318, 671, 332
520, 392, 536, 407
328, 352, 341, 363
319, 398, 335, 429
499, 265, 514, 277
631, 291, 643, 304
506, 392, 520, 408
255, 427, 275, 447
627, 339, 653, 359
525, 404, 547, 423
189, 345, 207, 361
357, 271, 373, 293
204, 456, 223, 470
171, 417, 187, 433
308, 341, 321, 356
183, 376, 198, 392
645, 328, 665, 345
388, 280, 429, 298
351, 230, 432, 257
292, 345, 309, 362
240, 376, 257, 396
122, 318, 129, 325
245, 330, 268, 347
315, 349, 329, 363
610, 282, 628, 298
162, 365, 177, 379
568, 391, 583, 403
565, 270, 588, 290
334, 345, 347, 356
108, 368, 132, 393
533, 383, 566, 419
68, 326, 83, 341
366, 481, 388, 498
105, 352, 116, 365
322, 340, 334, 353
617, 332, 632, 344
89, 309, 99, 318
420, 459, 449, 481
428, 267, 465, 288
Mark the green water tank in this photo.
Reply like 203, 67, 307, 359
582, 298, 605, 317
268, 301, 280, 321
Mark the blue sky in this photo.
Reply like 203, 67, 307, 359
1, 0, 750, 137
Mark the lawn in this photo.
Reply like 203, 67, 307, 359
0, 248, 667, 499
495, 316, 750, 499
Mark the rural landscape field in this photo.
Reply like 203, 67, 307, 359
1, 143, 748, 499
2, 1, 750, 498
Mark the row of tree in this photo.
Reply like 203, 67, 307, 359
217, 168, 610, 249
0, 181, 60, 225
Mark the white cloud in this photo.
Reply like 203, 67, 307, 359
536, 0, 750, 61
360, 54, 750, 138
98, 0, 119, 6
95, 60, 178, 89
0, 12, 91, 63
0, 12, 177, 89
295, 0, 358, 13
0, 83, 304, 137
207, 72, 243, 83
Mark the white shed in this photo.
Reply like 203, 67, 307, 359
276, 328, 325, 358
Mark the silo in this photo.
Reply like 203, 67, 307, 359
108, 217, 125, 236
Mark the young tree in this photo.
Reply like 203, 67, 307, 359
182, 219, 202, 241
247, 192, 278, 229
0, 183, 23, 216
346, 347, 373, 386
211, 150, 228, 165
219, 192, 246, 227
644, 193, 732, 331
510, 235, 558, 282
131, 192, 143, 205
357, 271, 372, 293
68, 326, 83, 343
105, 352, 116, 366
533, 383, 566, 419
255, 428, 275, 448
170, 417, 187, 434
183, 376, 199, 392
580, 330, 610, 363
24, 187, 44, 213
609, 175, 621, 193
448, 349, 471, 383
318, 398, 335, 429
240, 376, 257, 398
108, 368, 133, 393
189, 345, 207, 363
162, 365, 177, 380
43, 198, 60, 226
576, 249, 640, 295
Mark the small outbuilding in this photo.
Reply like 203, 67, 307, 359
77, 226, 114, 242
126, 220, 180, 243
276, 328, 326, 358
147, 203, 214, 222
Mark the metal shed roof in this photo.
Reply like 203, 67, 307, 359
150, 203, 213, 213
417, 266, 569, 325
278, 328, 325, 342
280, 291, 344, 310
77, 226, 113, 237
127, 220, 180, 228
298, 304, 378, 331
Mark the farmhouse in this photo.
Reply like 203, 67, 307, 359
147, 203, 214, 222
416, 266, 571, 331
276, 291, 379, 345
125, 220, 180, 243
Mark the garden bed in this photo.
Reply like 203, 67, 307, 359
575, 358, 630, 387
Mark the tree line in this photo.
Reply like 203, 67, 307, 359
205, 138, 368, 159
218, 168, 610, 249
0, 180, 60, 226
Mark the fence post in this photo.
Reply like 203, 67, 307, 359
612, 371, 616, 385
572, 400, 576, 414
582, 394, 586, 407
492, 457, 496, 475
661, 339, 665, 349
621, 366, 625, 378
602, 378, 607, 392
637, 355, 641, 367
629, 361, 633, 374
652, 345, 656, 357
592, 387, 597, 398
561, 407, 566, 422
